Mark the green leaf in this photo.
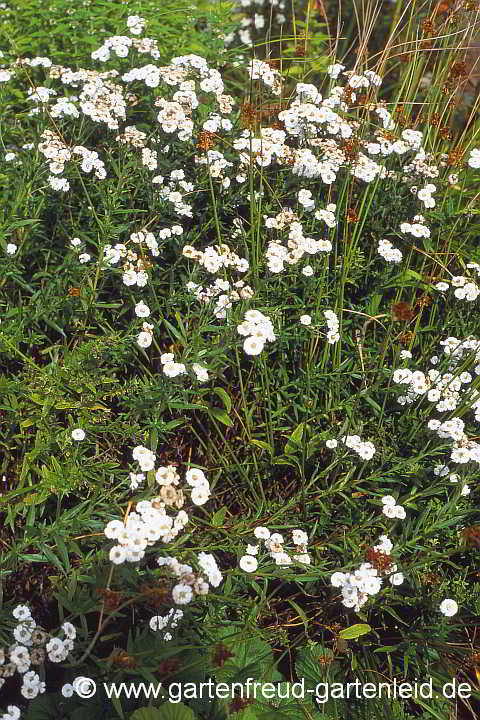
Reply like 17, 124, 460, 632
250, 439, 273, 455
208, 407, 233, 427
285, 423, 305, 454
212, 387, 232, 413
338, 623, 371, 640
211, 506, 228, 527
295, 645, 336, 689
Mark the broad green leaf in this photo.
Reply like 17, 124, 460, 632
285, 423, 305, 454
338, 623, 371, 640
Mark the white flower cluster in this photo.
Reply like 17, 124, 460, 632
434, 265, 480, 302
433, 464, 470, 496
105, 456, 215, 564
92, 35, 133, 61
38, 130, 107, 193
297, 188, 315, 211
237, 310, 276, 355
149, 608, 183, 641
137, 322, 154, 348
248, 58, 282, 96
239, 526, 311, 572
331, 535, 403, 611
116, 124, 147, 147
223, 0, 286, 47
377, 239, 402, 263
324, 310, 340, 343
417, 183, 436, 208
393, 337, 480, 467
153, 170, 194, 217
160, 352, 187, 378
105, 498, 189, 564
467, 148, 480, 169
399, 215, 430, 238
1, 706, 20, 720
195, 148, 234, 186
381, 495, 406, 519
186, 278, 253, 319
182, 243, 248, 274
157, 552, 222, 606
0, 605, 77, 709
339, 434, 376, 460
264, 209, 332, 274
104, 227, 170, 287
127, 15, 146, 35
314, 203, 337, 228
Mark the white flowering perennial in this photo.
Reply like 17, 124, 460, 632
186, 277, 254, 319
239, 526, 312, 572
104, 452, 214, 564
223, 0, 286, 48
237, 310, 276, 355
160, 352, 187, 378
0, 605, 77, 713
137, 322, 154, 348
439, 598, 459, 616
377, 239, 402, 264
263, 205, 335, 275
467, 148, 480, 169
149, 608, 183, 641
381, 495, 406, 520
248, 58, 283, 96
157, 552, 222, 606
393, 336, 480, 468
331, 535, 403, 612
336, 433, 376, 460
182, 242, 248, 275
399, 215, 430, 238
433, 264, 480, 303
324, 310, 340, 344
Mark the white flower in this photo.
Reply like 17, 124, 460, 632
239, 555, 258, 572
192, 363, 209, 383
135, 301, 150, 317
13, 605, 32, 622
62, 622, 76, 640
61, 684, 74, 698
300, 314, 312, 326
382, 504, 398, 518
172, 583, 193, 605
137, 331, 153, 348
381, 495, 396, 507
109, 546, 127, 565
6, 243, 17, 254
71, 428, 85, 441
390, 572, 404, 586
292, 529, 308, 545
439, 598, 458, 616
243, 336, 265, 355
185, 468, 207, 487
330, 571, 347, 587
254, 526, 270, 540
190, 485, 210, 505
